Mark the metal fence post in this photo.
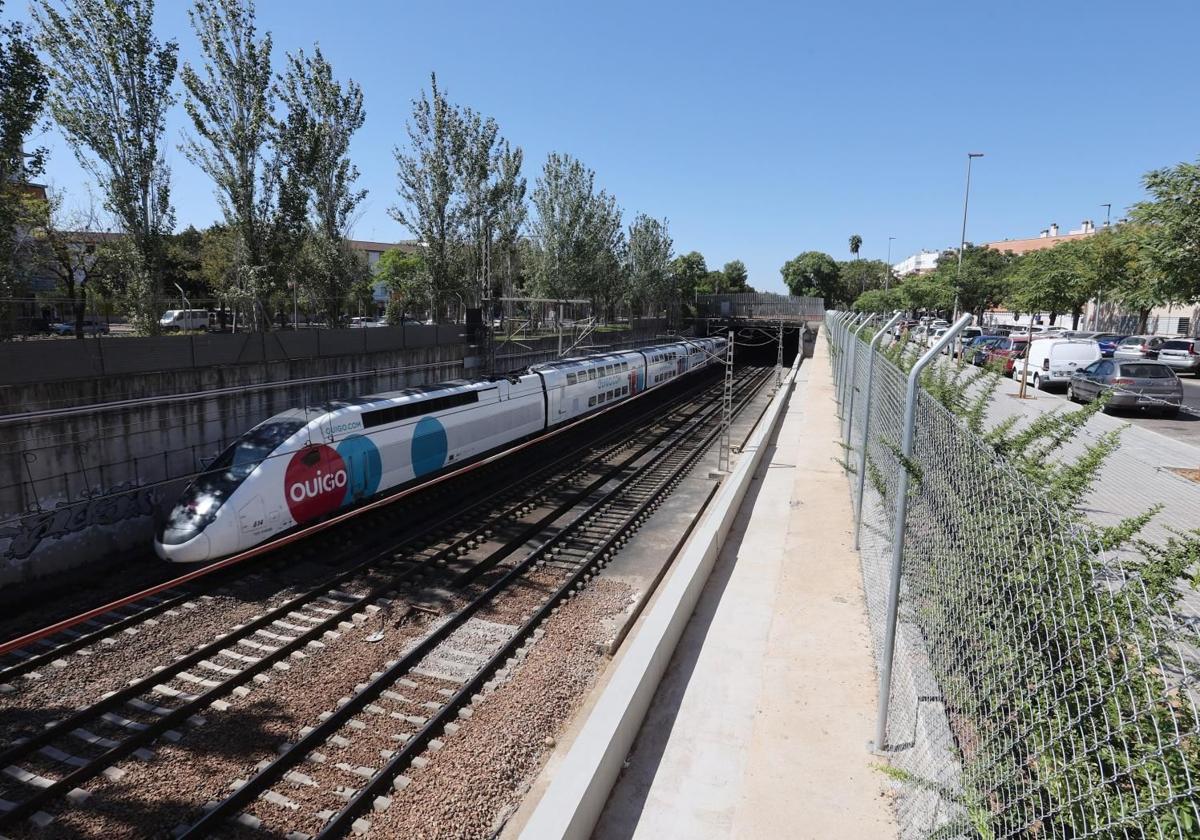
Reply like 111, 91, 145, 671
873, 313, 971, 751
843, 314, 878, 441
854, 311, 904, 550
837, 313, 863, 414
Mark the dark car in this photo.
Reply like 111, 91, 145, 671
964, 334, 1006, 365
49, 319, 109, 336
1068, 359, 1183, 416
1075, 332, 1128, 357
983, 336, 1030, 375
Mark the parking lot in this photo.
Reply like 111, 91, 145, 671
1009, 371, 1200, 446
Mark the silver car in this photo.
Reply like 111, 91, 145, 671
1068, 359, 1183, 416
1156, 338, 1200, 374
1112, 334, 1166, 361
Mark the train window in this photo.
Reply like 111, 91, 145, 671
362, 389, 480, 429
567, 372, 577, 385
589, 395, 597, 407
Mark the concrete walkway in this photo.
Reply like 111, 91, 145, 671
594, 339, 895, 839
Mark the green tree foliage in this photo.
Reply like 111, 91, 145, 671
668, 250, 707, 300
527, 152, 623, 306
392, 73, 458, 306
625, 213, 672, 316
182, 0, 298, 329
839, 257, 889, 298
848, 233, 862, 259
33, 0, 177, 334
926, 243, 1016, 319
1132, 158, 1200, 304
852, 286, 902, 312
277, 45, 366, 325
722, 259, 750, 291
781, 250, 842, 303
375, 248, 428, 318
1004, 240, 1096, 326
896, 270, 954, 312
0, 1, 48, 297
391, 73, 525, 314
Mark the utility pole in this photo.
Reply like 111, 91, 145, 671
776, 319, 784, 388
1093, 203, 1112, 331
719, 330, 734, 473
952, 153, 984, 322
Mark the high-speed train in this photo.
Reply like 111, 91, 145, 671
155, 337, 728, 562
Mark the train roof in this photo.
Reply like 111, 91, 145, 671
314, 378, 514, 414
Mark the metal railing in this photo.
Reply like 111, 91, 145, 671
826, 311, 1200, 840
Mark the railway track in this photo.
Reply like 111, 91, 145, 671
0, 366, 773, 837
0, 363, 731, 679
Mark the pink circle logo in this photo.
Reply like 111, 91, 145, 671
285, 445, 348, 524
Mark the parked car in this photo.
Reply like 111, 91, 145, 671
1015, 338, 1101, 391
1156, 338, 1200, 374
947, 326, 983, 356
983, 336, 1030, 376
1113, 334, 1166, 361
159, 309, 210, 331
1068, 359, 1183, 416
348, 316, 384, 328
965, 334, 1007, 365
49, 319, 109, 336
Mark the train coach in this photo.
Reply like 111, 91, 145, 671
155, 337, 727, 562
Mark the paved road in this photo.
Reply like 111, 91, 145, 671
1095, 373, 1200, 446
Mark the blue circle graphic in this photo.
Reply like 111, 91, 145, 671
336, 434, 382, 504
411, 416, 448, 478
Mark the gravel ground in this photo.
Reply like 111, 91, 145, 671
365, 578, 633, 839
0, 593, 287, 745
0, 377, 740, 837
8, 600, 436, 839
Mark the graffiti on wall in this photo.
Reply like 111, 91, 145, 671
0, 481, 161, 562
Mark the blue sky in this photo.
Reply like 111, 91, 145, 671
16, 0, 1200, 293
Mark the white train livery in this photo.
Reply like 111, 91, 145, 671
155, 337, 726, 562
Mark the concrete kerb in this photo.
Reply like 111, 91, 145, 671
518, 353, 803, 840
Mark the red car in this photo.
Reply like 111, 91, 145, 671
983, 336, 1030, 376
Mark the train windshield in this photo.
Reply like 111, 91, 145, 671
159, 417, 307, 543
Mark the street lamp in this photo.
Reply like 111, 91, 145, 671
1093, 203, 1113, 330
885, 236, 895, 290
952, 152, 984, 323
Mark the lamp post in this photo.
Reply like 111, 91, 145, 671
885, 236, 895, 290
1093, 204, 1112, 331
952, 153, 984, 323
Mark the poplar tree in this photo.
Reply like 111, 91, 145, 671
277, 46, 367, 325
33, 0, 177, 333
0, 2, 48, 296
181, 0, 282, 328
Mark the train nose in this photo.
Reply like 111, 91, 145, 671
154, 530, 211, 563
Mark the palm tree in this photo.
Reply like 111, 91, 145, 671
849, 234, 864, 292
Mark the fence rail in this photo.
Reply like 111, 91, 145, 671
826, 311, 1200, 840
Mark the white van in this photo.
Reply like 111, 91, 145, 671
1016, 338, 1101, 390
160, 309, 210, 331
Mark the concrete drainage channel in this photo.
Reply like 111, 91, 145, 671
517, 353, 803, 840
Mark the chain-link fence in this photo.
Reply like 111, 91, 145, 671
826, 311, 1200, 840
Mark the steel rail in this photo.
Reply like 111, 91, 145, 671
181, 367, 773, 839
0, 369, 762, 831
0, 366, 725, 661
